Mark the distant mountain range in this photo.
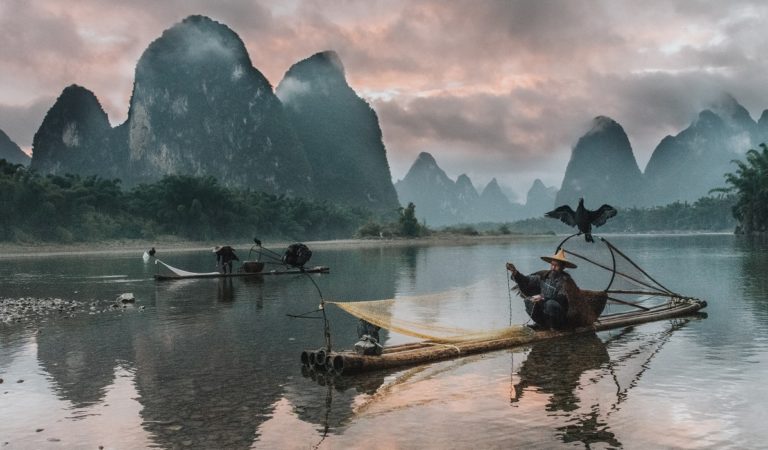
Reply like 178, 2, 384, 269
394, 152, 554, 226
10, 15, 768, 225
398, 94, 768, 226
559, 94, 768, 208
27, 15, 399, 215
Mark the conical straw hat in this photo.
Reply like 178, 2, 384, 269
541, 248, 577, 269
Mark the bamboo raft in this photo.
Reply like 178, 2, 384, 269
302, 297, 706, 375
155, 265, 330, 280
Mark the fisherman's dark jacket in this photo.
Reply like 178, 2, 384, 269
512, 269, 572, 309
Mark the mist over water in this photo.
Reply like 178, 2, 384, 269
1, 234, 767, 448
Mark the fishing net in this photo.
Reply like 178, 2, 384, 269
328, 283, 532, 344
154, 259, 219, 278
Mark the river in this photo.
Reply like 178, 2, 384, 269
1, 234, 767, 449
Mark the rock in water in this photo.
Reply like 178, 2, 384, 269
117, 293, 136, 303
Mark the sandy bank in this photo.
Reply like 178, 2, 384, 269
0, 234, 555, 258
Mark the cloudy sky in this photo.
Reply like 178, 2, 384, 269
2, 0, 768, 199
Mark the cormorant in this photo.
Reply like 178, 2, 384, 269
545, 198, 617, 242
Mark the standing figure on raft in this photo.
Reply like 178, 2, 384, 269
213, 245, 240, 274
506, 249, 578, 330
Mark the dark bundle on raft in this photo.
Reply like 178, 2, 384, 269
301, 297, 706, 376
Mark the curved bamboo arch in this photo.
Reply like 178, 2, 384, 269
554, 233, 618, 292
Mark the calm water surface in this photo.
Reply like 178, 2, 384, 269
1, 235, 767, 449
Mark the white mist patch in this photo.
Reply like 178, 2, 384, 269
62, 122, 80, 147
727, 132, 752, 155
276, 77, 311, 104
585, 116, 615, 136
180, 25, 237, 63
231, 64, 244, 81
171, 96, 188, 117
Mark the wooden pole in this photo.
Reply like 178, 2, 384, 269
606, 296, 651, 311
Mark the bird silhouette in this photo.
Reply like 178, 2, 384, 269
545, 198, 617, 242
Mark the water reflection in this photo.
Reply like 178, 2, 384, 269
217, 278, 235, 303
18, 246, 401, 449
512, 320, 692, 448
512, 332, 610, 411
37, 315, 134, 408
737, 235, 768, 317
286, 366, 386, 441
4, 238, 755, 448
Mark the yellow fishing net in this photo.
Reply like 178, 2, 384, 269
328, 286, 532, 344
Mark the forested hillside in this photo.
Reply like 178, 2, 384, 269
0, 160, 369, 243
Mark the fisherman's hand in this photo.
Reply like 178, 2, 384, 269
531, 295, 543, 303
506, 262, 517, 275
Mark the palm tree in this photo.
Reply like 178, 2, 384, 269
713, 143, 768, 234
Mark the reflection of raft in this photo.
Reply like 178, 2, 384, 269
304, 297, 706, 375
153, 259, 329, 280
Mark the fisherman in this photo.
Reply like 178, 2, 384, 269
213, 245, 240, 274
142, 247, 156, 263
506, 249, 576, 330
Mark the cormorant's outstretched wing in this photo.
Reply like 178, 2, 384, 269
545, 205, 577, 227
589, 204, 617, 227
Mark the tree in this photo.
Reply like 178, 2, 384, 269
713, 143, 768, 234
398, 202, 421, 237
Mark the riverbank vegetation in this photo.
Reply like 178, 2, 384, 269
0, 160, 374, 243
359, 195, 737, 238
711, 143, 768, 234
0, 158, 744, 244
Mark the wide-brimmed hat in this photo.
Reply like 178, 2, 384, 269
541, 248, 577, 269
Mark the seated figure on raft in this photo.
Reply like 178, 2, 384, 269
354, 319, 383, 356
506, 249, 577, 330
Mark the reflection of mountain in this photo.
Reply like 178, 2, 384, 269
31, 248, 400, 448
131, 312, 275, 447
279, 367, 385, 435
131, 276, 342, 448
37, 316, 135, 408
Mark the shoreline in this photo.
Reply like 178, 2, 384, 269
0, 234, 554, 258
0, 231, 737, 258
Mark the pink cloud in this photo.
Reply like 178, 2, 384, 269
2, 0, 768, 198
